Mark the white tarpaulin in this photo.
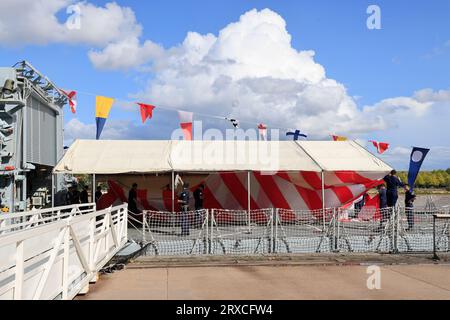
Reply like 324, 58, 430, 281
53, 139, 392, 174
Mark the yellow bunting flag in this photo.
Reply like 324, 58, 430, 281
332, 135, 347, 141
95, 96, 114, 140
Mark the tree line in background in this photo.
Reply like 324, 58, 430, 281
397, 169, 450, 191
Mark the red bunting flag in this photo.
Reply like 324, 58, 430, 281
61, 89, 77, 113
369, 140, 389, 154
137, 103, 155, 123
258, 123, 267, 140
178, 110, 193, 140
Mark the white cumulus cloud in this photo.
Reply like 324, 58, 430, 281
88, 37, 163, 70
0, 0, 167, 71
0, 1, 142, 47
128, 9, 388, 137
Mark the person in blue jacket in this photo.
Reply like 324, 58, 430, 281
377, 183, 389, 231
178, 182, 191, 236
378, 184, 388, 209
404, 184, 416, 231
383, 170, 404, 208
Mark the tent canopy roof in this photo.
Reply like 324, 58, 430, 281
53, 139, 392, 174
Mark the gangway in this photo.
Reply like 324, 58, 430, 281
0, 203, 128, 300
0, 203, 96, 235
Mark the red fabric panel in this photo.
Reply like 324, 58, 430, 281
162, 189, 180, 212
334, 171, 373, 185
108, 180, 128, 202
254, 171, 290, 209
296, 187, 323, 210
137, 189, 158, 211
96, 192, 118, 210
330, 185, 355, 205
339, 180, 384, 208
203, 186, 223, 209
301, 171, 323, 190
219, 172, 259, 210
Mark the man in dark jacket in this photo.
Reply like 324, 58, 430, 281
95, 186, 102, 203
193, 184, 205, 228
383, 170, 404, 207
80, 186, 89, 203
193, 184, 204, 210
378, 184, 388, 209
178, 182, 190, 236
404, 184, 416, 231
128, 183, 141, 221
65, 186, 73, 205
377, 183, 389, 231
69, 184, 81, 205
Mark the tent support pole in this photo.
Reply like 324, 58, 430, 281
171, 171, 175, 214
92, 174, 96, 204
321, 170, 325, 229
51, 174, 55, 208
247, 171, 251, 232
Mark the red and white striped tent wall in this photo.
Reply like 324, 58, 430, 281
54, 140, 392, 212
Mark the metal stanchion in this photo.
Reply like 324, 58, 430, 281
247, 171, 251, 234
51, 174, 55, 208
433, 214, 439, 260
391, 207, 396, 253
333, 207, 337, 252
274, 208, 278, 254
321, 171, 325, 230
270, 208, 274, 254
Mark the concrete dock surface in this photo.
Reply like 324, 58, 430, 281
77, 254, 450, 300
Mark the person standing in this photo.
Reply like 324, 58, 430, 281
353, 194, 367, 218
128, 183, 141, 221
178, 182, 190, 236
193, 184, 205, 210
383, 170, 404, 207
65, 186, 74, 206
193, 184, 205, 228
377, 183, 389, 231
80, 186, 89, 204
69, 184, 81, 205
404, 184, 416, 231
378, 184, 388, 210
95, 186, 103, 203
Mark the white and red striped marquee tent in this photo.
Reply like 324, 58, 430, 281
54, 140, 392, 211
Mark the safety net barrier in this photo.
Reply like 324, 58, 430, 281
130, 206, 450, 256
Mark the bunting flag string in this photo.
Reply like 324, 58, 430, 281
286, 130, 307, 141
95, 96, 115, 140
64, 89, 396, 155
178, 110, 193, 140
226, 118, 240, 128
137, 103, 155, 124
369, 140, 390, 154
257, 123, 267, 140
331, 135, 347, 141
69, 89, 301, 138
61, 89, 77, 113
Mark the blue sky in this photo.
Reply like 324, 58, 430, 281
0, 0, 449, 169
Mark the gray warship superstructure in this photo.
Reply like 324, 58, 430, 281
0, 61, 66, 212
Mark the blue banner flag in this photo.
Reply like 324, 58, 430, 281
407, 147, 430, 192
